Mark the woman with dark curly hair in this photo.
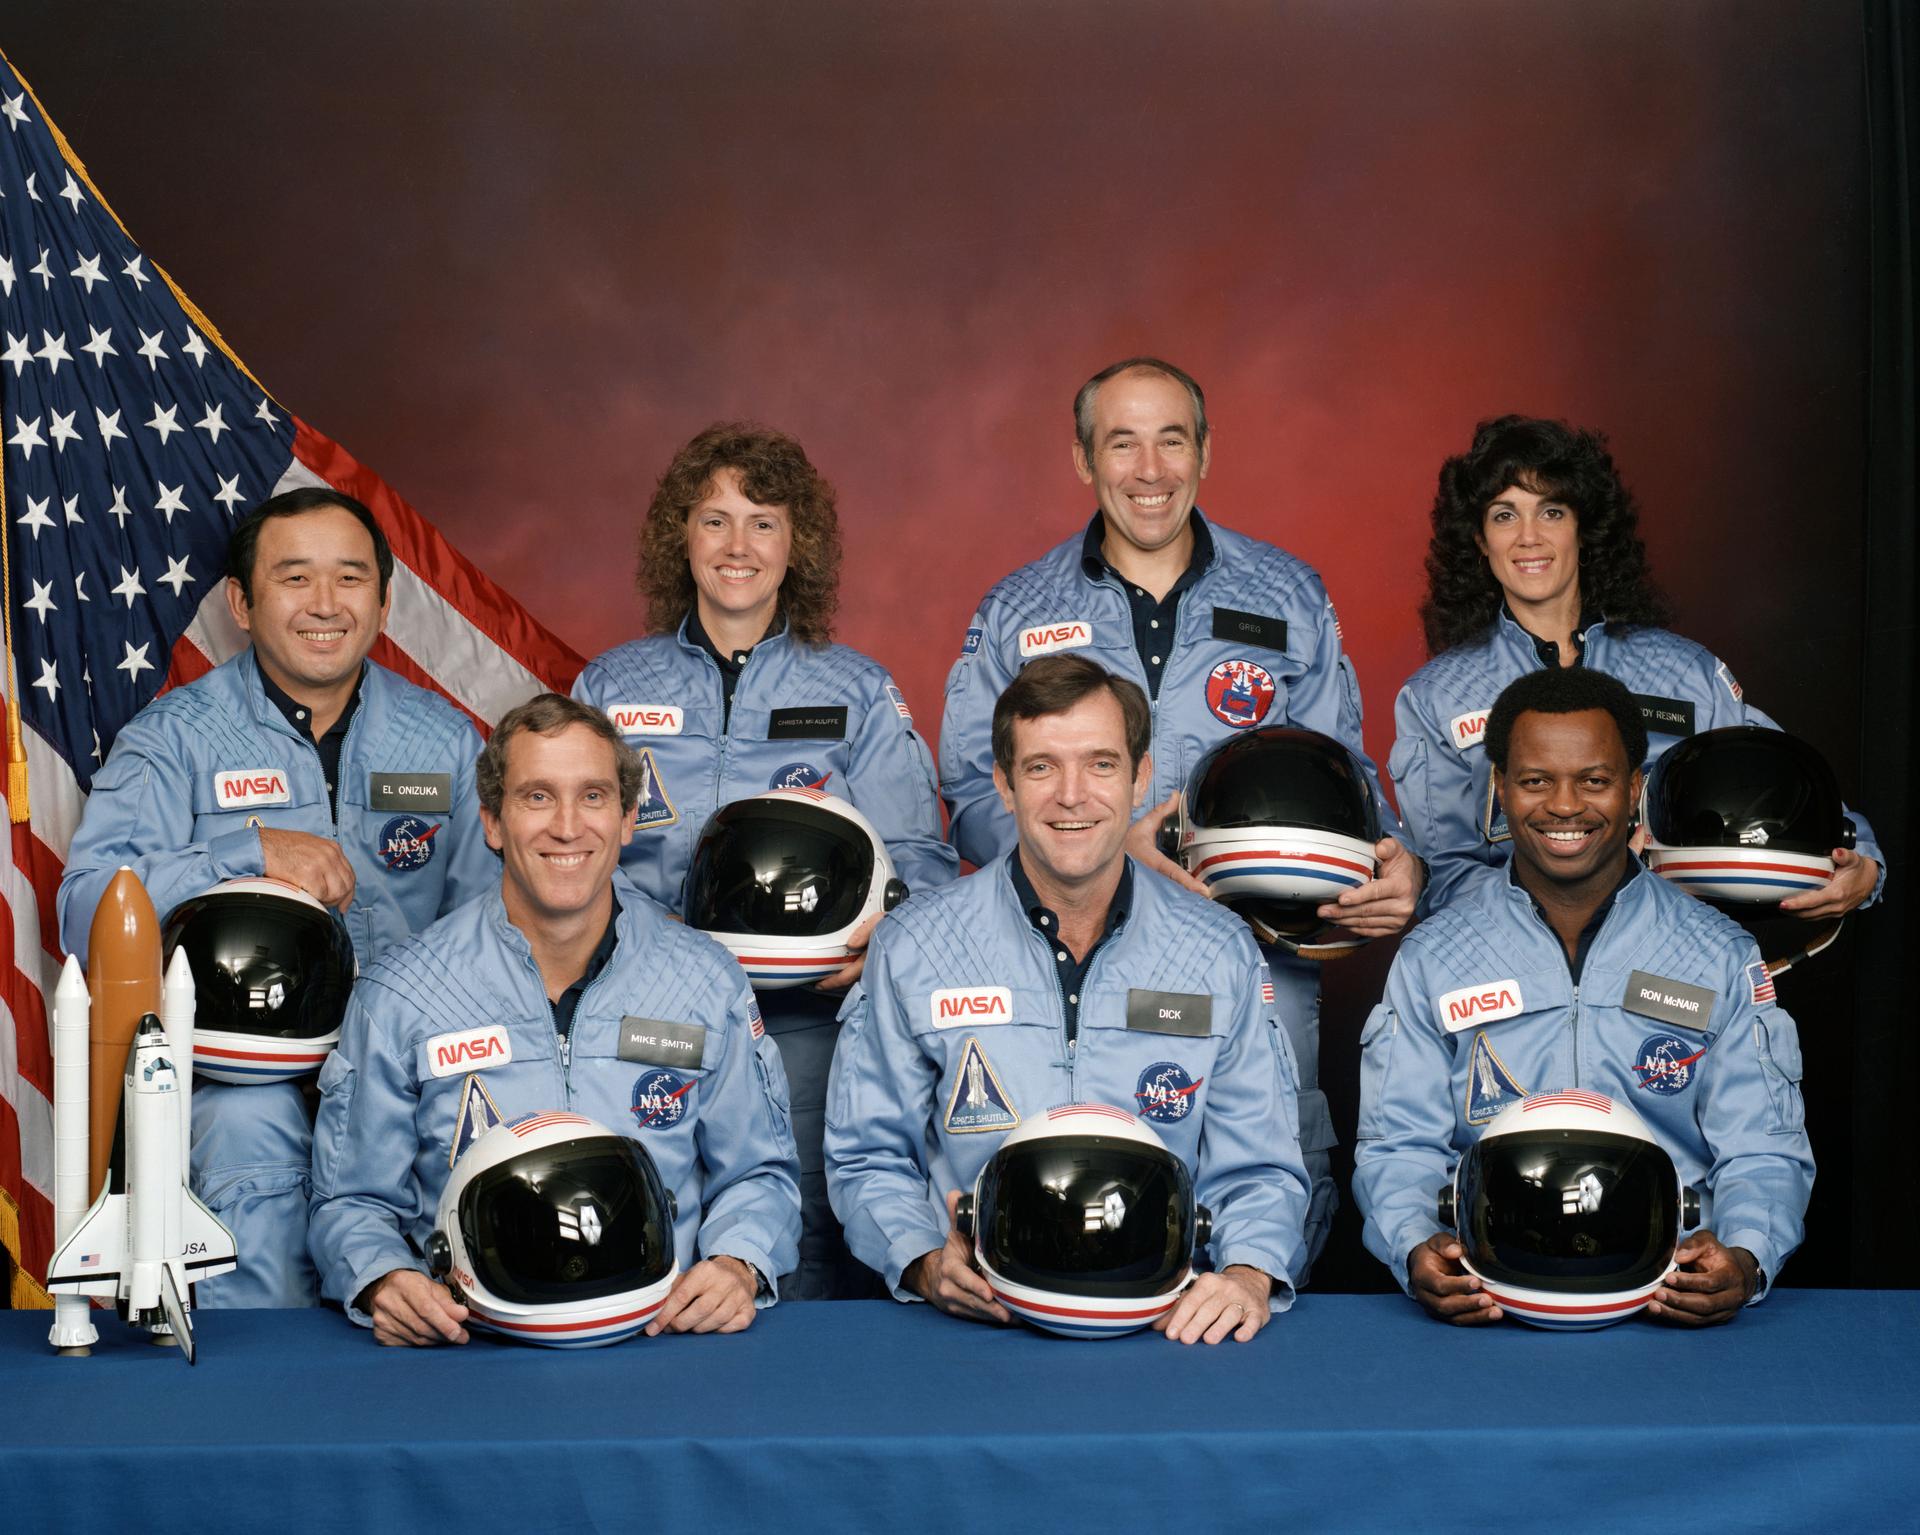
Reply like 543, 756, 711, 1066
1390, 414, 1883, 912
573, 422, 957, 1299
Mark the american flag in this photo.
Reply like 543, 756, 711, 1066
1745, 960, 1776, 1006
0, 52, 582, 1305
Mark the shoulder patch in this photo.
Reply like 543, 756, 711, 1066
944, 1037, 1019, 1133
1466, 1032, 1527, 1124
1437, 979, 1524, 1033
1450, 709, 1491, 751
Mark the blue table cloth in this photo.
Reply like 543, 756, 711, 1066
3, 1292, 1914, 1533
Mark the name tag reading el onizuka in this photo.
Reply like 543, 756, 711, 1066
1621, 971, 1715, 1032
618, 1018, 707, 1069
1125, 990, 1213, 1038
368, 772, 453, 814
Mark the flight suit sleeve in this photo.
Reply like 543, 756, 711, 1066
1197, 935, 1311, 1307
1693, 945, 1815, 1299
307, 987, 430, 1324
58, 713, 266, 964
939, 604, 1021, 868
1389, 679, 1497, 910
693, 975, 804, 1298
823, 932, 948, 1297
846, 669, 959, 894
1353, 946, 1459, 1294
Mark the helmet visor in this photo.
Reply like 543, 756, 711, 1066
685, 799, 875, 936
161, 891, 355, 1040
1456, 1129, 1679, 1294
977, 1136, 1196, 1298
1645, 727, 1844, 856
458, 1138, 674, 1305
1186, 729, 1381, 841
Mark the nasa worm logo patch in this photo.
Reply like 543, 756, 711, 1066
1632, 1032, 1706, 1097
1135, 1060, 1203, 1124
378, 814, 439, 872
631, 1068, 693, 1130
1205, 659, 1275, 729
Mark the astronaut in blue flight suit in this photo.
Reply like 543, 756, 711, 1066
1392, 415, 1883, 913
572, 424, 955, 1299
829, 656, 1310, 1343
1356, 666, 1813, 1325
938, 357, 1423, 1275
308, 694, 800, 1345
57, 488, 496, 1308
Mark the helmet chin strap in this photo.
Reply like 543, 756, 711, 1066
1242, 910, 1366, 961
1765, 916, 1844, 978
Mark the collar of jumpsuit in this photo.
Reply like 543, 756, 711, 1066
257, 654, 363, 812
1008, 849, 1134, 1041
1079, 510, 1215, 701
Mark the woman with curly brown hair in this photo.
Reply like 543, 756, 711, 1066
573, 422, 957, 1299
1389, 414, 1882, 912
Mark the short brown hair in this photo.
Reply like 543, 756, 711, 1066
635, 422, 842, 647
477, 693, 645, 816
1073, 356, 1209, 459
991, 655, 1151, 778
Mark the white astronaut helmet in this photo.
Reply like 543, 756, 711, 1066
1439, 1090, 1700, 1330
427, 1111, 680, 1348
1174, 727, 1382, 959
684, 787, 909, 988
159, 878, 356, 1084
954, 1103, 1212, 1339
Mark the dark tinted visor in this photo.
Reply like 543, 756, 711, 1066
1186, 728, 1380, 841
977, 1135, 1195, 1298
685, 799, 874, 936
458, 1138, 674, 1305
1457, 1129, 1679, 1294
161, 891, 355, 1040
1645, 727, 1843, 856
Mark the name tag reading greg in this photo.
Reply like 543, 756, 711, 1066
369, 772, 453, 813
618, 1018, 707, 1069
1126, 989, 1213, 1038
1622, 971, 1715, 1031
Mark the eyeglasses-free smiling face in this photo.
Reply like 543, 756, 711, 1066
686, 466, 792, 636
482, 723, 637, 932
993, 690, 1150, 900
1073, 368, 1210, 558
1477, 482, 1580, 618
227, 504, 390, 701
1496, 707, 1643, 891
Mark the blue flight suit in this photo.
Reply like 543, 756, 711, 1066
308, 885, 801, 1319
573, 621, 955, 1297
1391, 611, 1887, 909
939, 510, 1401, 1273
1354, 861, 1813, 1298
57, 652, 493, 1306
825, 853, 1310, 1305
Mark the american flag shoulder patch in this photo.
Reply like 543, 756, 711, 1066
1746, 961, 1776, 1005
1258, 963, 1275, 1006
749, 998, 765, 1039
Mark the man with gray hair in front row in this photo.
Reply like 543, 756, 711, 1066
308, 692, 800, 1345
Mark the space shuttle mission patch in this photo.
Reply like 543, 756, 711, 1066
449, 1074, 506, 1167
632, 748, 678, 831
944, 1038, 1019, 1134
1466, 1033, 1527, 1124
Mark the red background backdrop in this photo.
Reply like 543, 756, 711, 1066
4, 1, 1878, 1286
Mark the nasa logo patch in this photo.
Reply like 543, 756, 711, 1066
1135, 1060, 1203, 1124
1205, 659, 1275, 729
1632, 1032, 1706, 1097
631, 1067, 693, 1130
633, 747, 678, 830
378, 814, 439, 872
769, 760, 831, 791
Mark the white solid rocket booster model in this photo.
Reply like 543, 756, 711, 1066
44, 867, 235, 1363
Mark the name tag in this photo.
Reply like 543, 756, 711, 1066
768, 707, 848, 740
1622, 970, 1715, 1031
214, 768, 292, 809
1126, 989, 1212, 1038
369, 772, 452, 813
1211, 608, 1288, 651
618, 1018, 707, 1069
426, 1024, 512, 1078
1632, 694, 1697, 737
605, 704, 685, 736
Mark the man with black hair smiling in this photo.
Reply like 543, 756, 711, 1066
1355, 666, 1813, 1325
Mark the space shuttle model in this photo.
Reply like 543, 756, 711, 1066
43, 867, 236, 1363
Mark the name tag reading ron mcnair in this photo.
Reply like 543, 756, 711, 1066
1622, 971, 1715, 1031
618, 1018, 707, 1069
368, 773, 453, 813
1126, 989, 1213, 1038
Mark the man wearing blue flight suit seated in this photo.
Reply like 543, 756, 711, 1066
308, 694, 800, 1345
1355, 667, 1813, 1325
57, 487, 495, 1307
938, 356, 1423, 1277
828, 655, 1309, 1343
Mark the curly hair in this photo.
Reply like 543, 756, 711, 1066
635, 422, 842, 647
1418, 415, 1671, 656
